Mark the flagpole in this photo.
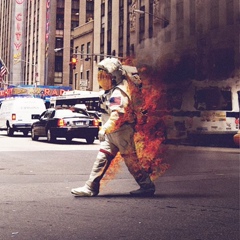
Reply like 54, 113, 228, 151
0, 57, 9, 89
0, 57, 9, 74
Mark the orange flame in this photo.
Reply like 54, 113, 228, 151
102, 58, 170, 184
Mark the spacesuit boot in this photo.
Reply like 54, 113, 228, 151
71, 185, 98, 197
122, 153, 155, 197
71, 150, 113, 197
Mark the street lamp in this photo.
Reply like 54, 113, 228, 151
134, 9, 169, 27
54, 47, 124, 59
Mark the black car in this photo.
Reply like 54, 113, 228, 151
70, 107, 101, 139
31, 108, 99, 143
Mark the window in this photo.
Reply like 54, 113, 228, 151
101, 2, 105, 16
148, 0, 153, 38
57, 0, 64, 8
107, 0, 112, 55
139, 8, 145, 43
43, 110, 53, 119
100, 31, 104, 46
55, 38, 63, 49
81, 44, 84, 58
74, 73, 78, 89
87, 42, 91, 54
100, 1, 105, 56
119, 0, 124, 55
226, 0, 234, 25
56, 13, 64, 30
194, 87, 232, 110
55, 56, 63, 72
108, 0, 112, 12
74, 46, 79, 54
86, 70, 90, 81
71, 0, 79, 28
86, 0, 94, 22
71, 21, 79, 30
210, 0, 219, 29
72, 0, 79, 9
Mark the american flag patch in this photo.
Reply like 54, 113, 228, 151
109, 96, 121, 106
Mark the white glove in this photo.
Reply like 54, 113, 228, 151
98, 129, 106, 142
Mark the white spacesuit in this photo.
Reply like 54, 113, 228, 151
71, 58, 155, 197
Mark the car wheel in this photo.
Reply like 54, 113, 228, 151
86, 135, 95, 144
66, 137, 73, 143
47, 129, 56, 143
7, 125, 14, 136
31, 128, 39, 141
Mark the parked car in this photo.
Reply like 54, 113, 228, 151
31, 108, 99, 143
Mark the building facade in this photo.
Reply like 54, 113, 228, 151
0, 0, 239, 91
130, 0, 240, 83
0, 1, 12, 88
72, 20, 94, 91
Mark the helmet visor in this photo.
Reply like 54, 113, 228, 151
98, 69, 113, 90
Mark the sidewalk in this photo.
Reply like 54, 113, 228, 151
164, 143, 240, 154
163, 134, 239, 153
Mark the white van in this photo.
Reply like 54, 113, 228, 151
0, 98, 46, 136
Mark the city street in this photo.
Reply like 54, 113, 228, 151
0, 132, 239, 240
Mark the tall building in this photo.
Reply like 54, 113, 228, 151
129, 0, 240, 82
0, 0, 46, 88
0, 0, 83, 89
90, 0, 240, 83
1, 0, 239, 91
70, 0, 95, 91
0, 1, 12, 88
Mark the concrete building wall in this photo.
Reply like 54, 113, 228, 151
131, 0, 240, 83
111, 1, 119, 56
23, 0, 45, 86
72, 20, 94, 91
92, 0, 101, 59
0, 0, 12, 88
39, 1, 47, 87
60, 0, 72, 87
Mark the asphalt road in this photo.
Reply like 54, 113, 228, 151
0, 132, 239, 240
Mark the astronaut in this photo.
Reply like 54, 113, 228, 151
71, 58, 155, 197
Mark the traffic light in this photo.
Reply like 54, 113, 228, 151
70, 57, 77, 69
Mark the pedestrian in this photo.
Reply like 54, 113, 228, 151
71, 58, 155, 197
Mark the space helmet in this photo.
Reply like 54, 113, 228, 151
97, 58, 124, 90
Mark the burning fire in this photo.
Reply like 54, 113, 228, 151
102, 58, 170, 185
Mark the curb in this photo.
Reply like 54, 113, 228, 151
163, 144, 240, 154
